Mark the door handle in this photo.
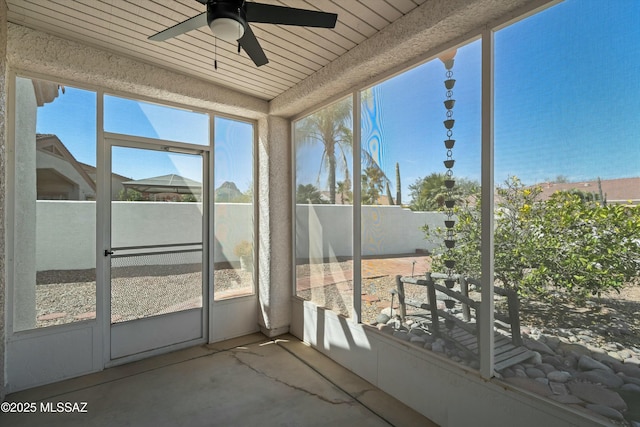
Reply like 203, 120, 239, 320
104, 249, 114, 256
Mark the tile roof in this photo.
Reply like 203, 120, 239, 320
534, 177, 640, 204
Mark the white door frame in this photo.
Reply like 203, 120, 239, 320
101, 133, 210, 367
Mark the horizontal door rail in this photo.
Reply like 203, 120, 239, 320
111, 248, 202, 259
111, 242, 202, 251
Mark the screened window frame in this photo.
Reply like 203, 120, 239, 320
6, 70, 260, 339
290, 1, 567, 380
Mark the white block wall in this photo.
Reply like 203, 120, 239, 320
36, 201, 445, 271
35, 201, 254, 270
296, 204, 446, 258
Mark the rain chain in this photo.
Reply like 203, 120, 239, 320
441, 52, 458, 325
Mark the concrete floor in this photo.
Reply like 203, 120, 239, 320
1, 333, 437, 426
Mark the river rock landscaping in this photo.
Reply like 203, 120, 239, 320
367, 277, 640, 426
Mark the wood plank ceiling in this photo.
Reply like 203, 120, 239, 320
6, 0, 427, 101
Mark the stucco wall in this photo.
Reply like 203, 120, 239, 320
0, 0, 7, 403
34, 201, 255, 271
296, 204, 445, 259
257, 116, 292, 337
7, 24, 268, 121
33, 202, 441, 271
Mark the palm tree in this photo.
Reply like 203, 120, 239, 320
361, 166, 386, 205
295, 97, 353, 204
296, 184, 326, 204
336, 175, 352, 205
296, 95, 388, 204
408, 173, 446, 211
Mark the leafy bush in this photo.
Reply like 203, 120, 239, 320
408, 173, 479, 211
528, 191, 639, 298
425, 176, 640, 301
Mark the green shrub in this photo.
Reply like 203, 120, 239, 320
424, 176, 640, 301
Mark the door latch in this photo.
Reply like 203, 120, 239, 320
104, 249, 114, 256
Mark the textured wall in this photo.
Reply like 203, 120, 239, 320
7, 24, 268, 120
271, 0, 553, 117
295, 205, 446, 257
12, 78, 37, 331
257, 116, 291, 336
0, 0, 7, 403
33, 202, 255, 270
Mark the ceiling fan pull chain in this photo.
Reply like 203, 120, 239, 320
214, 36, 218, 70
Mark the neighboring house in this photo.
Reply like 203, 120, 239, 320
80, 162, 130, 200
534, 177, 640, 205
122, 174, 202, 201
36, 134, 96, 200
36, 134, 130, 200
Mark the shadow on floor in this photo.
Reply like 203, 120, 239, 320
1, 333, 437, 427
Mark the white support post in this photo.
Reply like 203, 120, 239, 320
479, 28, 495, 379
96, 89, 111, 366
352, 92, 362, 324
207, 115, 215, 340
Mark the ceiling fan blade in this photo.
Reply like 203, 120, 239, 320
149, 12, 207, 41
245, 3, 337, 28
238, 25, 269, 67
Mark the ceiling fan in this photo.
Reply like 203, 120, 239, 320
149, 0, 338, 67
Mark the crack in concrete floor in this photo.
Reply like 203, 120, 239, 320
230, 350, 356, 406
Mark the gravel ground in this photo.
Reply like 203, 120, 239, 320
295, 259, 433, 324
36, 261, 640, 354
34, 265, 253, 327
296, 262, 640, 351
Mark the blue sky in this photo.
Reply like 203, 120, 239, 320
36, 90, 254, 192
35, 0, 639, 200
297, 0, 640, 199
494, 0, 640, 185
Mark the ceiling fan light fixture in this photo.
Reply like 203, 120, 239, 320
150, 1, 338, 67
209, 17, 245, 42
